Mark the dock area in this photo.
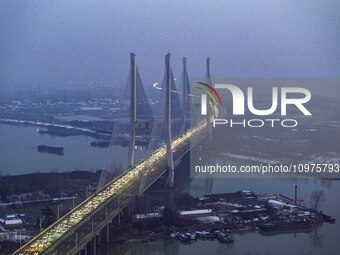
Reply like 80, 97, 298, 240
109, 190, 336, 244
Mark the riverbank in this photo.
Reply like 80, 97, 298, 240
0, 170, 100, 205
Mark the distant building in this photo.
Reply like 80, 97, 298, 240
237, 190, 255, 198
134, 212, 163, 220
0, 214, 24, 230
258, 193, 278, 201
268, 200, 299, 212
178, 209, 212, 219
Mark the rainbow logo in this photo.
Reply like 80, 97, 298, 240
196, 82, 223, 106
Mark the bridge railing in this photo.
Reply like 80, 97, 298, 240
46, 177, 142, 255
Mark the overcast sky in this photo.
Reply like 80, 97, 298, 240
0, 0, 339, 90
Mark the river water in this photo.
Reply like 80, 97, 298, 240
0, 124, 126, 175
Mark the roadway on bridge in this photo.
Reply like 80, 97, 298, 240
13, 119, 208, 255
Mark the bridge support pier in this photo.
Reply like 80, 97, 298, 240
84, 244, 88, 255
106, 224, 110, 243
98, 233, 101, 244
93, 236, 97, 255
117, 213, 121, 225
128, 201, 134, 217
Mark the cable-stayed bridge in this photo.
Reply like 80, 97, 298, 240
13, 53, 215, 255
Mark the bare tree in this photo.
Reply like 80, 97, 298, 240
310, 190, 325, 212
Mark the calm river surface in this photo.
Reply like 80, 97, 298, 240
0, 124, 128, 175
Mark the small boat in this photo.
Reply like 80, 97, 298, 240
170, 232, 177, 238
195, 231, 216, 239
37, 128, 48, 134
217, 232, 233, 243
176, 233, 190, 242
185, 232, 196, 240
321, 213, 336, 224
258, 219, 312, 232
325, 217, 336, 224
90, 141, 110, 148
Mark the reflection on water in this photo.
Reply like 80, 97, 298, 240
310, 225, 325, 250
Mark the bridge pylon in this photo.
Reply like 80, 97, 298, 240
127, 53, 137, 167
165, 53, 175, 187
181, 56, 192, 133
98, 52, 152, 190
182, 57, 187, 125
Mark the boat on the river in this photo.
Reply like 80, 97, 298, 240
258, 219, 312, 232
320, 213, 336, 224
176, 233, 190, 242
195, 231, 216, 239
37, 145, 64, 155
216, 232, 233, 243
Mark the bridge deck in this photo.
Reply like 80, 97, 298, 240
13, 120, 207, 255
